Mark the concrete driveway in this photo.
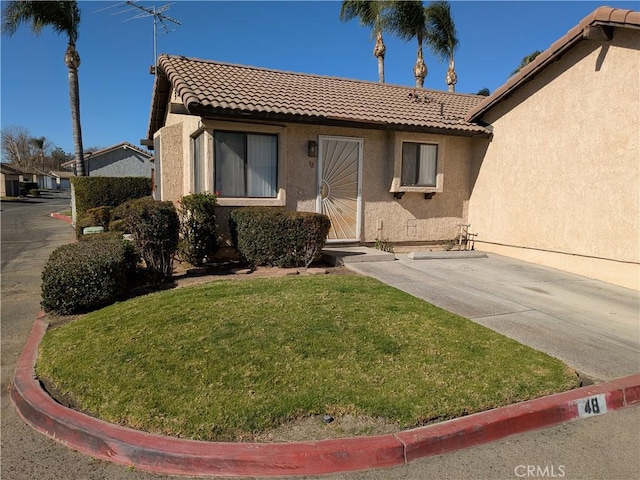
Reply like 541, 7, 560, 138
347, 253, 640, 382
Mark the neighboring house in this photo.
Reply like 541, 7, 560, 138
145, 6, 639, 290
1, 163, 21, 197
62, 142, 153, 177
49, 170, 74, 190
465, 6, 639, 290
1, 165, 53, 193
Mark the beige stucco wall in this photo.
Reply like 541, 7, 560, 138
468, 28, 640, 290
155, 122, 184, 204
156, 101, 477, 244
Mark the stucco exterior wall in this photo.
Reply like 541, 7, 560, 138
156, 113, 476, 245
88, 149, 153, 177
468, 29, 640, 290
156, 122, 184, 204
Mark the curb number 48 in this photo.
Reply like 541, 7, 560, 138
576, 394, 608, 418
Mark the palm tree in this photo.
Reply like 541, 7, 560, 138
511, 50, 542, 76
2, 1, 86, 176
388, 0, 429, 88
424, 1, 459, 92
30, 136, 46, 172
340, 1, 392, 83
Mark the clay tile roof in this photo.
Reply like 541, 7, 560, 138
148, 55, 491, 139
467, 6, 640, 121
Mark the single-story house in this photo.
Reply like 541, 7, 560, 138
144, 6, 638, 290
49, 170, 74, 190
62, 142, 153, 177
1, 163, 21, 197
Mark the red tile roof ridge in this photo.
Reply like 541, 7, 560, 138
466, 6, 639, 122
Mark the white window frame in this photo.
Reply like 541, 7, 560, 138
401, 142, 438, 188
200, 120, 286, 207
191, 130, 207, 194
389, 133, 444, 194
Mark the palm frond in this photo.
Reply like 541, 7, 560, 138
387, 0, 426, 43
1, 1, 80, 44
425, 1, 458, 62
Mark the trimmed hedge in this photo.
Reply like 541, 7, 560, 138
177, 193, 218, 267
230, 207, 331, 268
41, 234, 138, 315
122, 197, 179, 281
72, 177, 151, 218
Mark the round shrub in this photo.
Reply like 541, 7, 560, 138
230, 207, 331, 268
28, 188, 40, 197
41, 235, 139, 314
177, 192, 218, 267
122, 197, 179, 281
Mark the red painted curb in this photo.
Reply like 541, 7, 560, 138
50, 212, 73, 224
11, 315, 640, 478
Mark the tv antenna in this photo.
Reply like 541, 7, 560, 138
96, 1, 181, 76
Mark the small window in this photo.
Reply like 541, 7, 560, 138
401, 142, 437, 187
214, 131, 278, 198
192, 132, 206, 193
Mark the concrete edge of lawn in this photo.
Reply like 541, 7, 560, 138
11, 312, 640, 478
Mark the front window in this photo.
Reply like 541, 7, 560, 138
192, 132, 206, 193
401, 142, 437, 187
214, 131, 278, 197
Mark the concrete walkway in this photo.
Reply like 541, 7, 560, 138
347, 252, 640, 381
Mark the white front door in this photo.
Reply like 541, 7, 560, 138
316, 136, 363, 242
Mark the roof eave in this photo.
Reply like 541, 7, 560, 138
466, 7, 640, 122
189, 105, 491, 138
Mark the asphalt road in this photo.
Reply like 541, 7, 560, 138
1, 195, 639, 480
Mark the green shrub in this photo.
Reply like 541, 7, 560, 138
71, 177, 151, 218
75, 206, 112, 239
122, 197, 179, 281
28, 188, 40, 197
177, 193, 219, 267
230, 207, 331, 268
109, 219, 126, 232
41, 235, 138, 314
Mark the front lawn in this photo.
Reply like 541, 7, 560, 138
36, 275, 580, 442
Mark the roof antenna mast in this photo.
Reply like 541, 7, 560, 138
103, 1, 181, 76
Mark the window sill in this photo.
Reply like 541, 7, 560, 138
216, 189, 286, 207
389, 186, 442, 194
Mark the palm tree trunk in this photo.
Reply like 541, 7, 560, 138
446, 57, 457, 93
413, 42, 427, 88
65, 44, 85, 176
373, 30, 386, 83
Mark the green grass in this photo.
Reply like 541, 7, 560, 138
37, 275, 579, 442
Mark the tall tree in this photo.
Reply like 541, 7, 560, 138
425, 1, 459, 92
2, 1, 86, 176
388, 0, 429, 88
1, 126, 36, 168
340, 1, 392, 83
30, 136, 47, 171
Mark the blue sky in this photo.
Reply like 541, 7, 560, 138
1, 0, 638, 156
